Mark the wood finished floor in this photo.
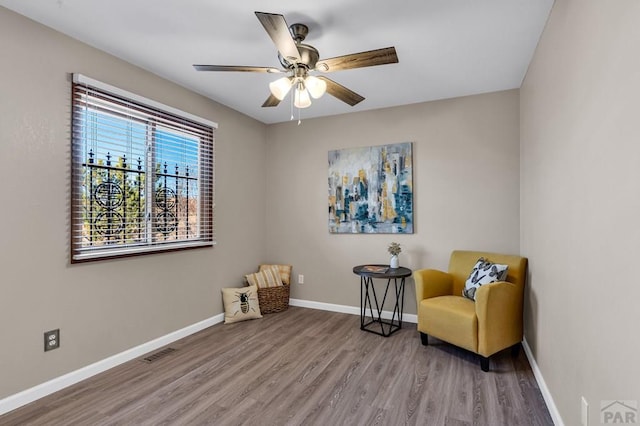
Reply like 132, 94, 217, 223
1, 307, 553, 425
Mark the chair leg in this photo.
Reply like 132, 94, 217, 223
511, 343, 521, 357
481, 356, 490, 372
420, 332, 429, 346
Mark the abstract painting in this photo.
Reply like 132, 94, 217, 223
328, 142, 413, 234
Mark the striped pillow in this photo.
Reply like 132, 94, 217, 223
246, 265, 283, 289
259, 264, 292, 285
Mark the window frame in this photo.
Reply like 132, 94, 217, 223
70, 74, 216, 263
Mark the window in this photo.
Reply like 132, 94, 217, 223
71, 74, 216, 262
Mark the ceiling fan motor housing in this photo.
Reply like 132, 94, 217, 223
278, 44, 320, 70
278, 23, 319, 70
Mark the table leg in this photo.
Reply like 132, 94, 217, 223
359, 276, 406, 337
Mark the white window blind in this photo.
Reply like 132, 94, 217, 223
71, 74, 216, 262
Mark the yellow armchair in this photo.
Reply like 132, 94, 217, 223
414, 250, 527, 371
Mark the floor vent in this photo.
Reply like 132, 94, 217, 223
141, 347, 177, 364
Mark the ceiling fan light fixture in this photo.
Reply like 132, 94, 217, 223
294, 86, 312, 108
305, 75, 327, 99
269, 77, 293, 100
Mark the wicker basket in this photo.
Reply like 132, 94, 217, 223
257, 284, 290, 314
255, 264, 292, 314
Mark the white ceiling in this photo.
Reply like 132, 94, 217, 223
1, 0, 554, 124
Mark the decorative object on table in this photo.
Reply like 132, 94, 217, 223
328, 142, 413, 234
361, 265, 389, 273
388, 242, 401, 268
413, 250, 527, 372
222, 285, 262, 324
246, 264, 292, 314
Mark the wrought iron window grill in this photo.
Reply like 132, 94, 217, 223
82, 151, 199, 246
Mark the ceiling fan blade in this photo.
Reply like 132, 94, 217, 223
255, 12, 301, 63
317, 76, 365, 106
262, 94, 281, 108
193, 65, 282, 73
316, 47, 398, 72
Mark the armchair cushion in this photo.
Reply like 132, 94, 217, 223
419, 296, 478, 353
462, 258, 508, 301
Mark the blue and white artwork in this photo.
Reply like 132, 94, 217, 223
328, 142, 413, 234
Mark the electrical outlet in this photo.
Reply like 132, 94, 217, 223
298, 274, 304, 284
581, 396, 589, 426
44, 329, 60, 352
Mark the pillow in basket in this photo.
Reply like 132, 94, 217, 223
259, 264, 292, 285
222, 285, 262, 324
245, 265, 283, 289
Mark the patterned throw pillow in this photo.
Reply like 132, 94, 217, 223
462, 258, 509, 301
245, 265, 283, 288
222, 285, 262, 324
259, 264, 292, 285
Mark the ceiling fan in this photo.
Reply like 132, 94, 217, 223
193, 12, 399, 110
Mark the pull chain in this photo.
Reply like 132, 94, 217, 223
290, 88, 294, 121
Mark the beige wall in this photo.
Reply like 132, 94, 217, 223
7, 1, 640, 421
265, 90, 521, 314
0, 7, 268, 398
521, 0, 640, 424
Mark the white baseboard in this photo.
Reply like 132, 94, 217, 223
289, 298, 418, 324
522, 338, 564, 426
0, 313, 224, 416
